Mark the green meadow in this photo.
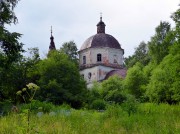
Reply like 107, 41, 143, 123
0, 103, 180, 134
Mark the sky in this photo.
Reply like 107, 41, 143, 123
7, 0, 180, 58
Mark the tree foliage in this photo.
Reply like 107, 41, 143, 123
0, 48, 40, 102
148, 21, 172, 64
101, 75, 126, 104
124, 41, 150, 68
60, 40, 78, 65
37, 50, 86, 108
146, 43, 180, 104
0, 0, 24, 64
124, 63, 147, 100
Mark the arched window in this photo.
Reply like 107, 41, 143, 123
97, 54, 102, 62
83, 56, 86, 64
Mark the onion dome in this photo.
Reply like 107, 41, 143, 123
80, 16, 122, 51
49, 26, 56, 51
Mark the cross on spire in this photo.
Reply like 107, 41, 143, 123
100, 12, 102, 21
51, 26, 53, 36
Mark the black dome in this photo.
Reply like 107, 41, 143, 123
80, 33, 122, 51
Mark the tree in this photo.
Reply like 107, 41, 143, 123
171, 6, 180, 42
60, 41, 78, 64
0, 0, 25, 102
0, 0, 24, 64
124, 41, 150, 68
0, 48, 40, 102
101, 75, 126, 104
146, 42, 180, 104
37, 50, 86, 108
124, 63, 147, 100
148, 21, 172, 64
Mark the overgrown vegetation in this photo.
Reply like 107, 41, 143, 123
0, 1, 180, 133
0, 103, 180, 134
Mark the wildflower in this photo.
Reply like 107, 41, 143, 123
26, 83, 40, 91
22, 88, 26, 92
16, 90, 22, 95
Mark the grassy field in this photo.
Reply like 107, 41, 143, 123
0, 103, 180, 134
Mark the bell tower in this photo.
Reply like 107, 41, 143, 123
49, 26, 56, 51
96, 13, 106, 34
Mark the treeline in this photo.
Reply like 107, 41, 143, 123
123, 8, 180, 104
0, 1, 180, 110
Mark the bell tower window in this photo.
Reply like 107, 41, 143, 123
83, 56, 86, 64
97, 54, 102, 62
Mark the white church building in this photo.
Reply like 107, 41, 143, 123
79, 16, 126, 87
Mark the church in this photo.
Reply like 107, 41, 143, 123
49, 16, 126, 87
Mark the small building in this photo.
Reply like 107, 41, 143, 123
79, 16, 126, 87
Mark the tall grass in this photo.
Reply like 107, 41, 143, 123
0, 103, 180, 134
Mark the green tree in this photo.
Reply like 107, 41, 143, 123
124, 63, 147, 100
101, 75, 126, 104
146, 43, 180, 104
0, 0, 25, 102
171, 7, 180, 42
124, 41, 150, 68
0, 48, 40, 102
0, 0, 24, 64
148, 21, 172, 64
37, 50, 86, 108
60, 41, 78, 65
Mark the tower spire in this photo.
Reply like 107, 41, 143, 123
97, 13, 106, 33
49, 26, 56, 51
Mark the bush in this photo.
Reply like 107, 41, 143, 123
121, 95, 139, 116
90, 99, 106, 110
20, 100, 55, 113
0, 100, 13, 116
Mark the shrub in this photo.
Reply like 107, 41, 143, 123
90, 99, 106, 110
121, 95, 138, 116
20, 100, 55, 113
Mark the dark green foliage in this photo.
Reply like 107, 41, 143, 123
37, 50, 87, 108
90, 99, 106, 110
0, 48, 40, 102
20, 100, 55, 113
0, 100, 13, 115
0, 0, 24, 64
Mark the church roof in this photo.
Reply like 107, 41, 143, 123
80, 33, 122, 51
80, 16, 123, 51
104, 69, 127, 80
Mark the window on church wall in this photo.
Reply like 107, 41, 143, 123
88, 72, 92, 79
83, 56, 86, 64
97, 54, 102, 62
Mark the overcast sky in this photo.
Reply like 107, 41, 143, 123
7, 0, 179, 57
